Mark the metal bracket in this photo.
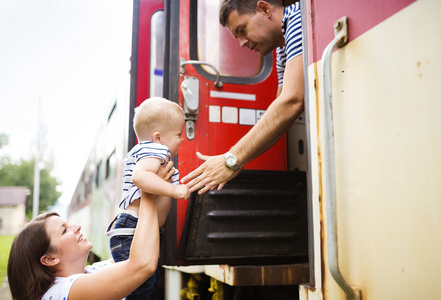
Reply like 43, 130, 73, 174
333, 16, 348, 48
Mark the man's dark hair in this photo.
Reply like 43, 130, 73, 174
219, 0, 283, 26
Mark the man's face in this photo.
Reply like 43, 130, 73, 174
225, 9, 277, 57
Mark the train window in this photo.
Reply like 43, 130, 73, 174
83, 179, 88, 199
107, 102, 117, 123
105, 151, 116, 179
96, 162, 102, 187
88, 175, 93, 194
150, 10, 165, 97
195, 0, 262, 78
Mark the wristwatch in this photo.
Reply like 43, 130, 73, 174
224, 151, 240, 172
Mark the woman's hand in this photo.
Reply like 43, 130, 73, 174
157, 159, 174, 182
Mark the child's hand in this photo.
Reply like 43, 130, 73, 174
174, 184, 190, 200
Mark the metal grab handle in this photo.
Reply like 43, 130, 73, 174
321, 16, 361, 300
180, 58, 223, 88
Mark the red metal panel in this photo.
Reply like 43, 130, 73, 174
305, 0, 416, 65
205, 82, 287, 171
136, 0, 164, 106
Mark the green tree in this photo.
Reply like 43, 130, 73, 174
0, 133, 61, 219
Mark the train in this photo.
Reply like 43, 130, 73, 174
68, 0, 441, 299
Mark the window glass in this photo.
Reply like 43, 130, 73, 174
96, 162, 102, 187
106, 151, 116, 179
150, 11, 165, 97
197, 0, 262, 77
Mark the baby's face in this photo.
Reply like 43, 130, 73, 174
160, 115, 185, 157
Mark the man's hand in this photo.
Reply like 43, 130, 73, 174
181, 152, 240, 194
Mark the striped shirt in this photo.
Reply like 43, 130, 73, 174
119, 141, 179, 210
276, 3, 303, 86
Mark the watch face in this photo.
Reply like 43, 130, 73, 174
226, 156, 236, 166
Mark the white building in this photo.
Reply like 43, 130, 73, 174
0, 186, 28, 235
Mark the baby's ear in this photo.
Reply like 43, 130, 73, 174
153, 132, 161, 143
40, 254, 60, 267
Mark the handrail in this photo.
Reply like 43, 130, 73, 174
321, 16, 361, 300
180, 58, 223, 88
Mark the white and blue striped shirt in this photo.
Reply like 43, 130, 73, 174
119, 141, 179, 210
276, 3, 303, 86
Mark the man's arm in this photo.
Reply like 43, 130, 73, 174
276, 85, 283, 97
181, 54, 304, 194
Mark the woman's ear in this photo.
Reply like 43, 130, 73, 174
40, 254, 60, 267
153, 131, 161, 143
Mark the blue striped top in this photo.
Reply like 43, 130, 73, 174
119, 141, 179, 210
276, 3, 303, 86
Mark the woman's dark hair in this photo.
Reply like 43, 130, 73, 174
219, 0, 283, 26
7, 212, 59, 300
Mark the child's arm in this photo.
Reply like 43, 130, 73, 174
132, 157, 190, 200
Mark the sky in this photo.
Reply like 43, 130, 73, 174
0, 0, 133, 209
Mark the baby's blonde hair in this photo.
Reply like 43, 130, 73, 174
133, 97, 184, 141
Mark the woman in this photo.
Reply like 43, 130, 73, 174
8, 161, 174, 300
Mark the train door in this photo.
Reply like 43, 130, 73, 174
300, 0, 441, 299
162, 0, 300, 265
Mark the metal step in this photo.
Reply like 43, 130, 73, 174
178, 170, 308, 265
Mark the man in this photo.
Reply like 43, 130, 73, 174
181, 0, 304, 194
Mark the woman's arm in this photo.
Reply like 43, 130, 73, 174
69, 191, 159, 300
